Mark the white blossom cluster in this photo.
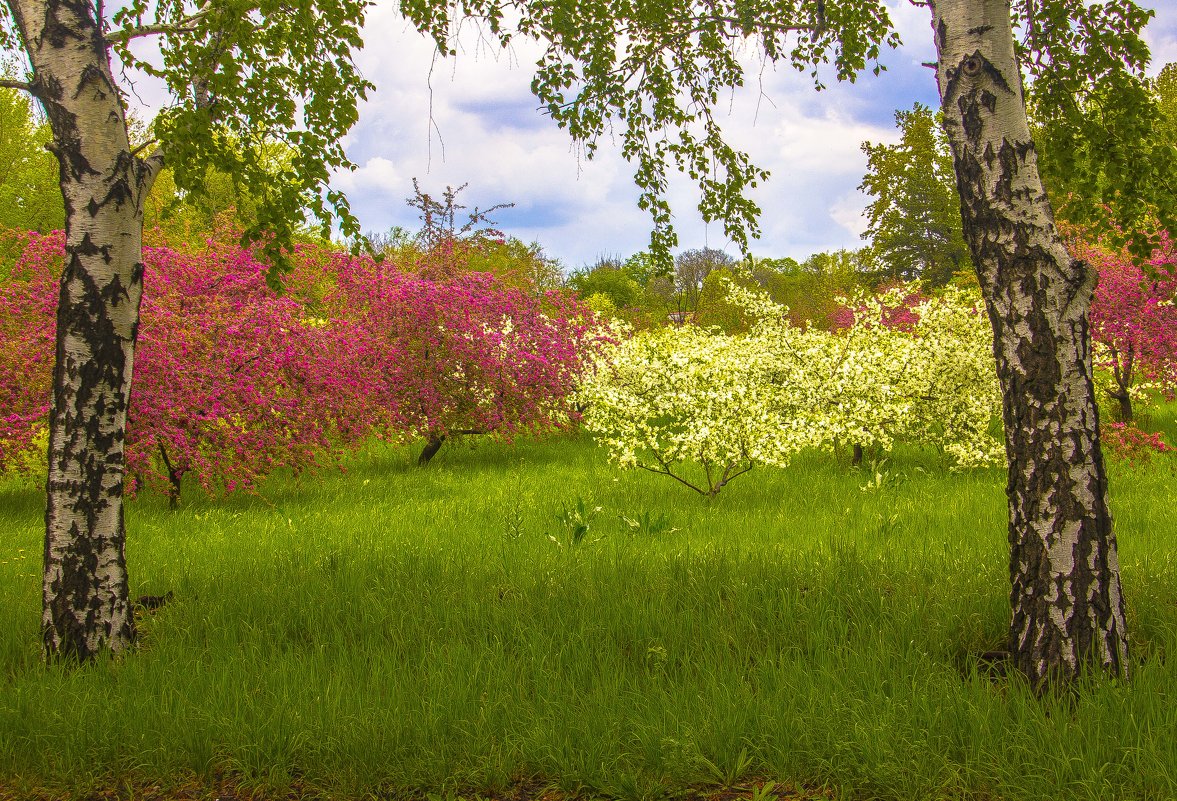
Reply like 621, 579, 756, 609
578, 281, 1003, 493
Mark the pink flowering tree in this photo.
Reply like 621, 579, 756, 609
320, 254, 599, 465
3, 232, 601, 492
1075, 231, 1177, 423
128, 245, 382, 505
0, 232, 382, 505
0, 231, 59, 467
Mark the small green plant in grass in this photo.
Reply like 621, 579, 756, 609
500, 491, 527, 541
546, 496, 603, 547
749, 780, 778, 801
620, 509, 678, 536
645, 641, 669, 673
697, 745, 755, 788
503, 505, 525, 540
857, 457, 906, 492
499, 463, 529, 540
873, 512, 901, 539
608, 771, 676, 801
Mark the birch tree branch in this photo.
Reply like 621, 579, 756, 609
105, 11, 209, 44
137, 145, 167, 194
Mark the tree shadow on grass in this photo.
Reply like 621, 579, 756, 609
0, 483, 42, 527
350, 431, 599, 478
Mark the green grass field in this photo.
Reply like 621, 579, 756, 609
1, 426, 1176, 800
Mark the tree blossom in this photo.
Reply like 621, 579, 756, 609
317, 253, 601, 464
579, 280, 1002, 495
1073, 230, 1177, 423
1, 233, 604, 492
0, 233, 380, 503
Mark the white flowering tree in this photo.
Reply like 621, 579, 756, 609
581, 281, 1002, 496
578, 323, 817, 497
902, 288, 1005, 466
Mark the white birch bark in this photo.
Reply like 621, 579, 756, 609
929, 0, 1129, 684
6, 0, 155, 659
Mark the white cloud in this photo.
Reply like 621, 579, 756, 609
335, 14, 920, 265
1141, 1, 1177, 73
830, 192, 872, 241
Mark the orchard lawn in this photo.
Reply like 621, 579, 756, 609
1, 418, 1176, 801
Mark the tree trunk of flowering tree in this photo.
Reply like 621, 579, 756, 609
8, 0, 159, 659
1109, 346, 1135, 422
930, 0, 1129, 685
418, 434, 447, 466
1109, 390, 1134, 424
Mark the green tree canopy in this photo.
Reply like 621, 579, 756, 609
566, 258, 644, 310
1022, 4, 1175, 247
0, 81, 61, 233
1155, 61, 1177, 157
0, 84, 268, 248
0, 0, 374, 265
859, 103, 971, 288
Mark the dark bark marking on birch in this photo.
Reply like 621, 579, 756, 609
38, 74, 64, 104
74, 63, 110, 100
959, 95, 984, 141
982, 142, 996, 170
41, 2, 84, 47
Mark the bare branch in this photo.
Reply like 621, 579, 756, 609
711, 460, 753, 495
105, 1, 218, 45
130, 138, 158, 158
0, 78, 34, 92
192, 20, 227, 116
637, 462, 710, 496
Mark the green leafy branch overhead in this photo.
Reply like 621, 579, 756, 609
1015, 0, 1174, 248
401, 0, 1172, 264
103, 0, 374, 277
401, 0, 900, 265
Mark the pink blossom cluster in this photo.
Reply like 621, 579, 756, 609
0, 232, 598, 501
1075, 230, 1177, 413
314, 252, 597, 446
1101, 422, 1172, 464
0, 231, 59, 463
829, 283, 928, 332
127, 242, 374, 500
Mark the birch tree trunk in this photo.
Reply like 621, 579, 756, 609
929, 0, 1129, 684
7, 0, 153, 659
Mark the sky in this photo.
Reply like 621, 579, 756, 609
129, 1, 1177, 270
